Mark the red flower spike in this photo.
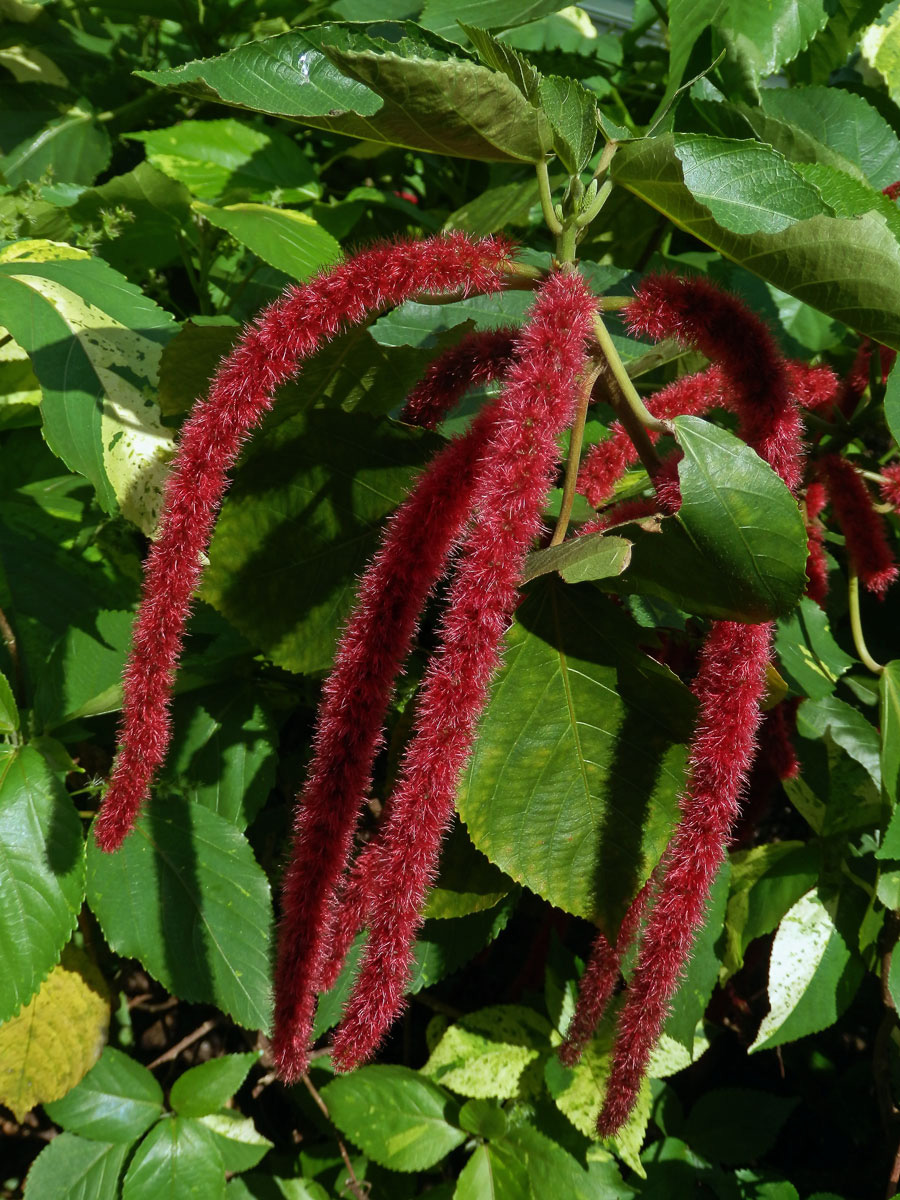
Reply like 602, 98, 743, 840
626, 275, 802, 490
804, 480, 830, 605
401, 327, 518, 429
818, 454, 898, 596
559, 880, 653, 1066
884, 181, 900, 201
880, 463, 900, 511
785, 361, 840, 413
598, 620, 772, 1135
93, 234, 514, 853
321, 271, 599, 1073
272, 365, 517, 1081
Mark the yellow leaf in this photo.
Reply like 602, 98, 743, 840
0, 945, 110, 1121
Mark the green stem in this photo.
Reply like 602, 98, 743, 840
598, 295, 632, 312
550, 361, 604, 546
592, 313, 672, 435
575, 180, 613, 229
849, 573, 884, 675
536, 159, 564, 237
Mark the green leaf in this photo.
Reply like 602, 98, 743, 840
321, 1065, 466, 1172
128, 119, 319, 203
888, 943, 900, 1011
881, 662, 900, 804
0, 669, 19, 732
722, 842, 823, 979
421, 1005, 554, 1099
862, 8, 900, 106
198, 1111, 273, 1173
458, 578, 693, 929
193, 202, 341, 283
23, 1134, 129, 1200
0, 946, 109, 1122
714, 0, 829, 82
792, 0, 883, 83
421, 0, 564, 43
609, 417, 808, 622
886, 356, 900, 448
0, 746, 85, 1022
537, 75, 597, 174
775, 598, 855, 701
371, 289, 534, 347
44, 1046, 163, 1143
0, 242, 177, 531
1, 102, 110, 187
157, 320, 239, 418
455, 1123, 619, 1199
33, 608, 132, 730
86, 799, 273, 1032
202, 409, 441, 674
792, 161, 900, 241
169, 1053, 259, 1118
673, 134, 829, 235
750, 890, 863, 1052
424, 818, 511, 919
796, 695, 881, 788
523, 533, 632, 586
227, 1177, 328, 1200
121, 1115, 225, 1200
611, 134, 900, 349
759, 86, 900, 190
683, 1088, 798, 1166
460, 24, 541, 102
160, 685, 277, 830
458, 1098, 508, 1139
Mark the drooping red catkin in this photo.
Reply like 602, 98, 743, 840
598, 620, 772, 1135
818, 454, 898, 596
804, 480, 830, 604
271, 357, 517, 1081
321, 271, 599, 1073
93, 233, 512, 853
626, 274, 802, 489
400, 327, 518, 429
879, 462, 900, 511
559, 880, 653, 1066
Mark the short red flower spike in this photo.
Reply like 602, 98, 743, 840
879, 462, 900, 512
317, 270, 599, 1074
401, 327, 518, 429
818, 454, 898, 596
804, 481, 830, 605
93, 234, 513, 852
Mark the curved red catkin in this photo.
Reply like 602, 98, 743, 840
401, 327, 518, 429
559, 879, 653, 1067
598, 620, 773, 1135
626, 274, 802, 489
272, 355, 518, 1080
93, 233, 513, 853
818, 454, 898, 596
880, 463, 900, 511
804, 480, 830, 605
322, 271, 599, 1073
577, 366, 723, 507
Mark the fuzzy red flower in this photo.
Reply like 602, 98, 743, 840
94, 234, 513, 852
804, 480, 830, 604
401, 327, 518, 429
818, 454, 897, 596
879, 463, 900, 512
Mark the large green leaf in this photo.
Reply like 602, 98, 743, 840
611, 134, 900, 348
421, 0, 564, 43
0, 746, 85, 1022
33, 608, 132, 730
128, 119, 319, 203
714, 0, 829, 82
23, 1134, 130, 1200
775, 598, 854, 701
537, 74, 597, 174
169, 1053, 259, 1118
455, 1123, 619, 1200
422, 1005, 554, 1099
750, 890, 863, 1052
85, 800, 273, 1032
0, 241, 177, 531
1, 102, 110, 187
608, 417, 808, 622
796, 695, 881, 788
193, 202, 340, 282
202, 409, 440, 674
458, 578, 693, 930
683, 1088, 798, 1167
424, 817, 511, 919
791, 0, 883, 83
121, 1116, 225, 1200
321, 1065, 465, 1172
44, 1046, 164, 1143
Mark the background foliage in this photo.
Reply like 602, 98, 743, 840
3, 0, 900, 1197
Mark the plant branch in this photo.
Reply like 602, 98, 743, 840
300, 1071, 369, 1200
849, 573, 884, 675
147, 1017, 219, 1069
592, 313, 672, 435
550, 361, 604, 546
536, 159, 564, 237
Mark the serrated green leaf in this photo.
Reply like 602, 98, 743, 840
321, 1065, 465, 1172
128, 119, 319, 203
33, 608, 132, 730
122, 1115, 225, 1200
714, 0, 829, 82
796, 695, 881, 788
0, 746, 85, 1022
421, 0, 564, 43
202, 409, 441, 674
456, 1122, 618, 1199
461, 24, 541, 101
169, 1053, 259, 1118
86, 800, 273, 1032
0, 946, 109, 1122
23, 1134, 129, 1200
371, 289, 533, 347
775, 598, 854, 701
523, 533, 631, 585
1, 103, 110, 187
44, 1046, 163, 1143
683, 1088, 798, 1166
750, 891, 863, 1052
673, 134, 829, 235
422, 1006, 554, 1099
792, 0, 883, 83
862, 8, 900, 106
793, 161, 900, 241
193, 202, 340, 283
612, 134, 900, 348
538, 75, 597, 173
226, 1177, 328, 1200
459, 579, 693, 929
198, 1110, 273, 1173
458, 1097, 508, 1139
0, 669, 18, 732
881, 662, 900, 805
424, 818, 510, 919
609, 417, 808, 622
0, 242, 177, 531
